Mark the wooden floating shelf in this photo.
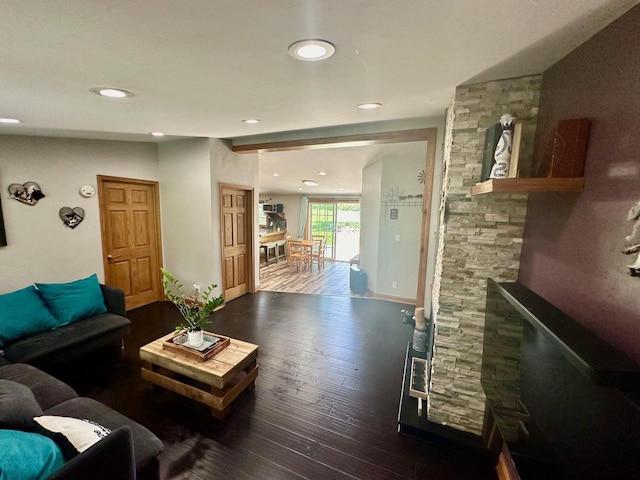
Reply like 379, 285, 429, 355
471, 177, 585, 196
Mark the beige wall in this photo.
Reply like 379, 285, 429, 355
158, 138, 215, 294
0, 135, 159, 293
158, 138, 260, 297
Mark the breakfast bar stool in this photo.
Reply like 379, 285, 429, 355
275, 239, 287, 262
264, 242, 278, 265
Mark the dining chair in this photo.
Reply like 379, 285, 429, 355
311, 238, 326, 271
288, 240, 312, 272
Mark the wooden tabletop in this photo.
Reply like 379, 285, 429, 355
139, 331, 259, 389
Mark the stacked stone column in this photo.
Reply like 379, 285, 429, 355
428, 76, 542, 434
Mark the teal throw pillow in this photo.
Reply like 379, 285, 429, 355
0, 430, 65, 479
35, 274, 107, 327
0, 286, 58, 347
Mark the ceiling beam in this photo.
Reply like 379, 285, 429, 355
232, 128, 434, 154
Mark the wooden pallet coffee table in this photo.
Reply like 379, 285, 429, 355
139, 332, 259, 418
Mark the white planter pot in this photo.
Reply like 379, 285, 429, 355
187, 330, 204, 346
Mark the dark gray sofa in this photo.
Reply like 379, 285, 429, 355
0, 284, 130, 369
0, 362, 164, 480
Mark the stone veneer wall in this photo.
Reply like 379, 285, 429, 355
428, 75, 542, 435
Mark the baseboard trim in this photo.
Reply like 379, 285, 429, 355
366, 289, 416, 305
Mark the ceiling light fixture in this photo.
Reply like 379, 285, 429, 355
302, 180, 319, 187
151, 132, 165, 137
272, 173, 280, 177
90, 87, 134, 98
289, 39, 335, 61
318, 171, 327, 176
358, 102, 382, 110
242, 119, 260, 124
297, 187, 303, 191
339, 188, 345, 191
0, 118, 21, 124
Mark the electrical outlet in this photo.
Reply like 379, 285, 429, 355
392, 281, 397, 288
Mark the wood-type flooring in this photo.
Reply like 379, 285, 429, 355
259, 259, 371, 297
51, 292, 496, 480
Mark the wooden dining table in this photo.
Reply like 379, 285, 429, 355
287, 239, 314, 272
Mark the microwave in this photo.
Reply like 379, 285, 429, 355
263, 204, 283, 213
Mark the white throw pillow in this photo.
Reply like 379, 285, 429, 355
32, 415, 111, 460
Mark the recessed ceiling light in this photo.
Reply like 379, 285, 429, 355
151, 132, 165, 137
318, 171, 327, 176
242, 119, 260, 124
302, 180, 319, 187
339, 188, 345, 191
289, 39, 335, 61
272, 173, 280, 177
358, 102, 382, 110
90, 87, 133, 98
0, 118, 21, 124
297, 187, 303, 191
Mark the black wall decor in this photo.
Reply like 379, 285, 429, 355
0, 196, 7, 247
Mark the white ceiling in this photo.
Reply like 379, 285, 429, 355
1, 1, 637, 194
259, 142, 427, 196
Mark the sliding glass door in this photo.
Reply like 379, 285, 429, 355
308, 201, 360, 261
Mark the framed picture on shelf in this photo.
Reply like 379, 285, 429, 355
509, 123, 523, 178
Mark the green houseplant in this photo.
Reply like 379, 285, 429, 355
161, 268, 225, 344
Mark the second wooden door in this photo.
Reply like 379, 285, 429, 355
221, 185, 253, 301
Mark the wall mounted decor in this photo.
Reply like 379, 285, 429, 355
623, 199, 640, 276
489, 113, 516, 179
59, 206, 85, 229
79, 185, 96, 198
8, 181, 45, 205
0, 197, 6, 247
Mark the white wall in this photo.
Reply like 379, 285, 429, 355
377, 144, 426, 298
0, 135, 158, 293
360, 160, 382, 291
158, 138, 215, 294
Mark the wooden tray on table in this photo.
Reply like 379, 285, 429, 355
162, 331, 230, 362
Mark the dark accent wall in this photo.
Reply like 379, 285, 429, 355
519, 5, 640, 364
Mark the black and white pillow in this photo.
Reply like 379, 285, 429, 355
32, 416, 111, 461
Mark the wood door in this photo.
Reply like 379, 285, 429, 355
221, 185, 252, 301
98, 176, 163, 310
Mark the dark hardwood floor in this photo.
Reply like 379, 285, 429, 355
51, 292, 496, 480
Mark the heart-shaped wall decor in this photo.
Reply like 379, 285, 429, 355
59, 207, 85, 229
8, 182, 46, 205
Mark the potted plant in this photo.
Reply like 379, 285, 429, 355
161, 268, 225, 346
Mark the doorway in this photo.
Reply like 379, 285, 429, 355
235, 128, 437, 307
97, 175, 163, 310
308, 200, 360, 261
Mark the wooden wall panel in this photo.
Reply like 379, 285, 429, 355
224, 213, 234, 247
237, 253, 246, 284
109, 211, 128, 249
134, 210, 150, 247
236, 213, 245, 245
225, 257, 235, 288
112, 261, 132, 295
136, 256, 153, 292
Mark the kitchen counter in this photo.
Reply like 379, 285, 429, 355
259, 230, 287, 244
